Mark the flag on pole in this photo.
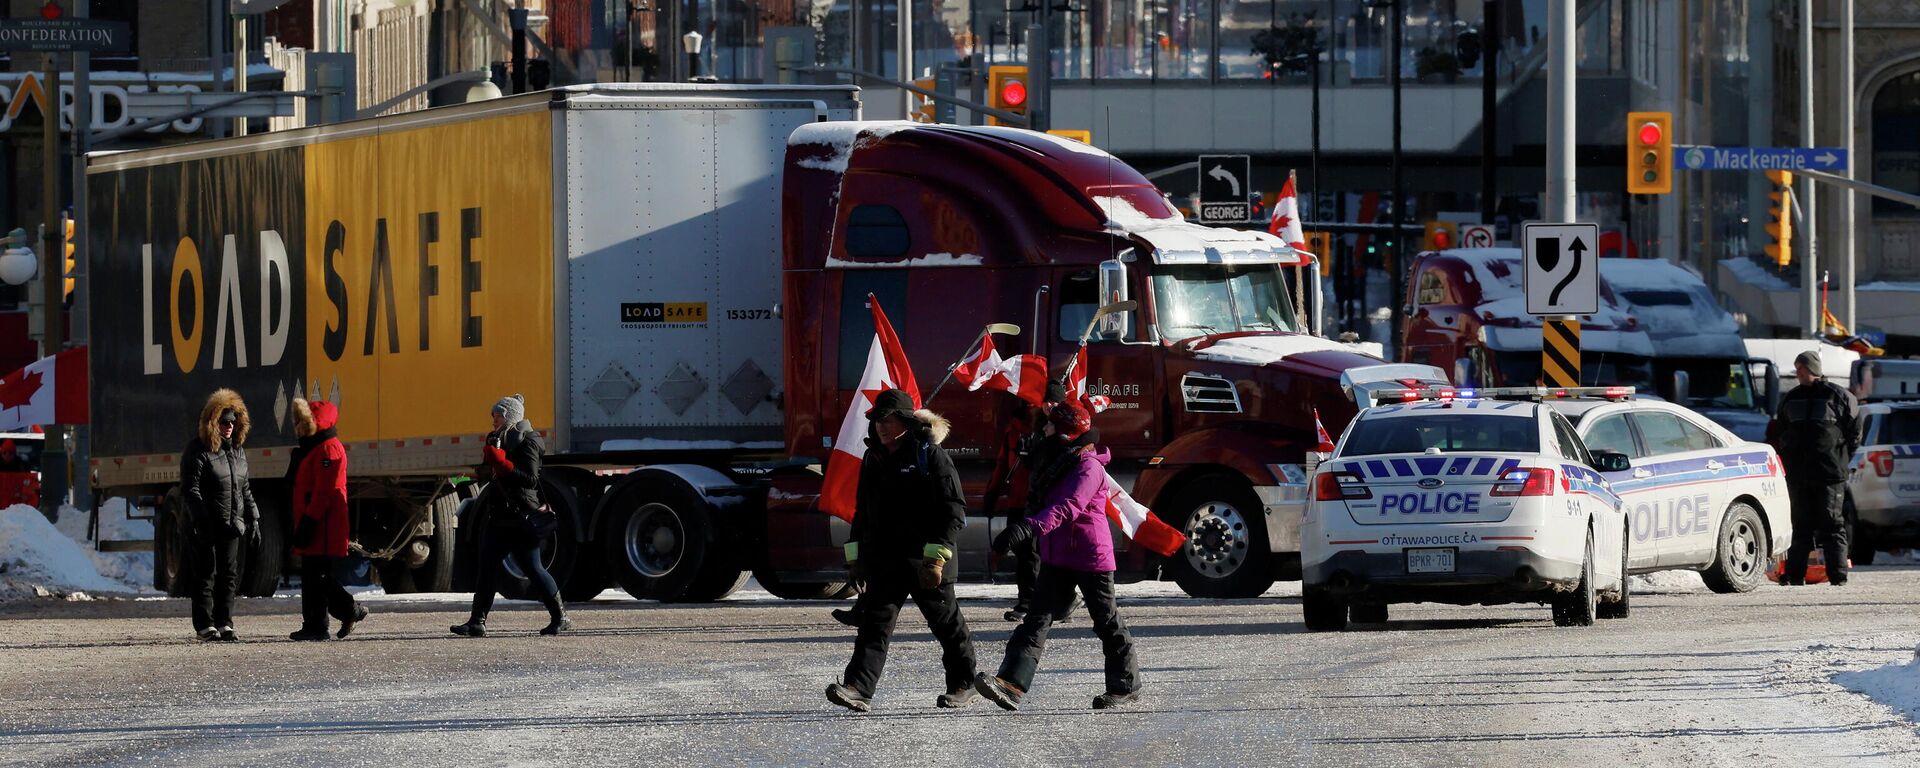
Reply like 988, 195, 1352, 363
1313, 407, 1336, 453
819, 301, 918, 522
1267, 171, 1312, 261
1103, 473, 1186, 557
0, 347, 86, 432
953, 335, 1050, 407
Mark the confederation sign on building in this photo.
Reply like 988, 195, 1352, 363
0, 18, 129, 53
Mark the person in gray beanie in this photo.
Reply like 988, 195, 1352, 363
1768, 350, 1859, 585
451, 394, 571, 636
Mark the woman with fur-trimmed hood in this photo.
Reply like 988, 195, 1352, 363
179, 388, 262, 642
824, 389, 979, 713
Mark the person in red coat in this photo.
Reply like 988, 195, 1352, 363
287, 399, 366, 641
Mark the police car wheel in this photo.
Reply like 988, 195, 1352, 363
1164, 476, 1274, 599
1302, 588, 1349, 632
1702, 503, 1767, 594
1598, 525, 1631, 620
1551, 531, 1597, 627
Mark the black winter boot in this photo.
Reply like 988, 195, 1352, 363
450, 617, 487, 637
540, 598, 571, 635
288, 627, 331, 642
973, 673, 1023, 711
336, 605, 369, 639
825, 683, 871, 713
1092, 689, 1141, 709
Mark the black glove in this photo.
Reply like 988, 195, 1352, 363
293, 516, 318, 548
846, 559, 867, 595
994, 519, 1035, 555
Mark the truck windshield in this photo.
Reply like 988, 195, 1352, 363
1341, 414, 1540, 457
1653, 360, 1758, 410
1150, 263, 1300, 339
1493, 351, 1653, 389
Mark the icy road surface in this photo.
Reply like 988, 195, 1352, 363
4, 570, 1920, 766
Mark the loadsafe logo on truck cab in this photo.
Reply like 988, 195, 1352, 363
621, 302, 708, 328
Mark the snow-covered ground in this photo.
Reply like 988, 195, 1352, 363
0, 502, 155, 600
1836, 645, 1920, 725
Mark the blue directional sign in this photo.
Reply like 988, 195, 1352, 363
1675, 145, 1849, 172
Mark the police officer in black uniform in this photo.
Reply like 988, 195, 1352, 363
1768, 350, 1860, 586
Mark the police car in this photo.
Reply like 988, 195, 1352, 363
1846, 360, 1920, 564
1548, 396, 1791, 592
1303, 387, 1632, 631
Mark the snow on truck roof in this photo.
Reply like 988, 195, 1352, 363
1600, 258, 1743, 358
1433, 248, 1640, 331
788, 122, 1304, 267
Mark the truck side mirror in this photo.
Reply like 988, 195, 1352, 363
1097, 259, 1131, 339
1590, 450, 1631, 473
1748, 358, 1781, 414
1671, 370, 1691, 405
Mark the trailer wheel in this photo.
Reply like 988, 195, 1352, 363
155, 489, 189, 596
753, 569, 854, 600
239, 493, 288, 598
599, 474, 735, 602
407, 491, 460, 593
1162, 474, 1276, 599
546, 477, 609, 602
500, 487, 589, 603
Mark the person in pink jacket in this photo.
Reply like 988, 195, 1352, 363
975, 400, 1141, 711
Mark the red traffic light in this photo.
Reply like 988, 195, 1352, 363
1637, 122, 1662, 146
39, 1, 61, 20
1000, 81, 1027, 107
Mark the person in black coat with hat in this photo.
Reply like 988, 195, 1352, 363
450, 394, 571, 637
825, 389, 979, 712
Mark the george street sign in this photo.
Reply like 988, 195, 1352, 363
0, 18, 130, 53
1197, 154, 1251, 224
1675, 145, 1849, 172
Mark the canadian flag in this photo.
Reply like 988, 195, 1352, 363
818, 301, 919, 522
0, 347, 87, 431
953, 335, 1049, 407
1267, 172, 1312, 264
1059, 345, 1112, 412
1313, 407, 1336, 453
1103, 473, 1186, 558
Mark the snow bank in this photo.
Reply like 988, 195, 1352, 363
1857, 281, 1920, 292
1835, 646, 1920, 724
54, 499, 156, 591
0, 505, 147, 600
1629, 569, 1708, 594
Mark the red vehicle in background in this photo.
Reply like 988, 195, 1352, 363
0, 431, 43, 508
1399, 247, 1655, 390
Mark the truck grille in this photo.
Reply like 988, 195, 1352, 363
1181, 372, 1242, 414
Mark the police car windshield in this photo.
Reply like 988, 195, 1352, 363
1150, 264, 1300, 339
1341, 413, 1539, 457
1872, 409, 1920, 444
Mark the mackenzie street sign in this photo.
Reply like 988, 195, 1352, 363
0, 19, 131, 53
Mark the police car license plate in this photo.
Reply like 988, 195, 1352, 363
1405, 548, 1456, 574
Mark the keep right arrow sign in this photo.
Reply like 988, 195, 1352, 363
1523, 222, 1600, 316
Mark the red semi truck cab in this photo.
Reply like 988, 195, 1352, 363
771, 124, 1434, 598
1400, 247, 1655, 390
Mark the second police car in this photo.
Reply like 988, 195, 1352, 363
1303, 386, 1634, 630
1550, 395, 1791, 591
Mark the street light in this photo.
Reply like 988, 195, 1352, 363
683, 30, 704, 82
465, 69, 504, 102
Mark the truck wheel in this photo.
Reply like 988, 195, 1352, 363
1163, 475, 1275, 599
678, 566, 750, 602
1551, 531, 1597, 627
1701, 503, 1767, 594
1350, 603, 1389, 624
450, 496, 483, 594
500, 511, 583, 602
753, 569, 853, 600
547, 477, 609, 603
155, 490, 189, 596
408, 490, 460, 593
239, 494, 288, 598
599, 475, 729, 602
1302, 588, 1348, 631
1598, 527, 1631, 619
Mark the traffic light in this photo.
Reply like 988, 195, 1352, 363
987, 65, 1028, 127
60, 212, 74, 305
912, 78, 937, 123
1626, 111, 1672, 194
1422, 221, 1458, 251
1046, 129, 1091, 144
1765, 170, 1794, 267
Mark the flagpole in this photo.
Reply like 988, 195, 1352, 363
925, 328, 992, 405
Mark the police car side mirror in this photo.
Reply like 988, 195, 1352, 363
1590, 450, 1631, 473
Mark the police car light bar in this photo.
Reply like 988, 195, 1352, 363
1368, 385, 1635, 405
